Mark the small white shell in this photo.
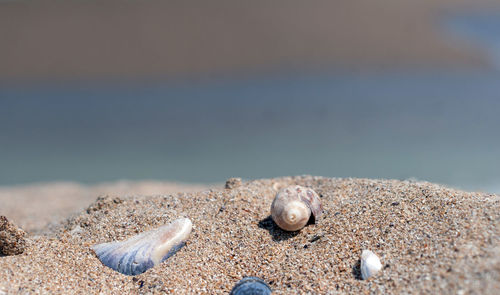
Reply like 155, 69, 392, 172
93, 218, 192, 276
271, 185, 322, 231
360, 250, 382, 280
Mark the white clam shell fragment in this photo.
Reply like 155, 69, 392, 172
360, 250, 382, 280
271, 185, 322, 231
93, 218, 192, 276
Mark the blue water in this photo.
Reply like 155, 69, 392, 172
1, 13, 500, 193
1, 70, 500, 192
444, 12, 500, 69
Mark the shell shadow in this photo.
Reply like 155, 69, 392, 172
257, 216, 299, 242
352, 259, 363, 280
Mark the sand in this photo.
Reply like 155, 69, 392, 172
0, 176, 498, 294
0, 181, 213, 234
1, 0, 499, 81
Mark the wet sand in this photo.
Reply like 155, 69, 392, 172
0, 176, 498, 294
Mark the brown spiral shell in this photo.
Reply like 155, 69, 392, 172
270, 185, 322, 231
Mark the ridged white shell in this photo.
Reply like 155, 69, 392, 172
360, 250, 382, 280
92, 218, 192, 276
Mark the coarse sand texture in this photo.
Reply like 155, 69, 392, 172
0, 176, 499, 294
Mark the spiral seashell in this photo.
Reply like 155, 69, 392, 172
230, 277, 272, 295
360, 250, 382, 280
92, 218, 192, 276
271, 185, 322, 231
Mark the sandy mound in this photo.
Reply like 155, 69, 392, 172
0, 176, 498, 294
0, 181, 214, 233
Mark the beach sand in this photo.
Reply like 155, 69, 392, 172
0, 176, 498, 294
1, 0, 499, 81
0, 181, 213, 234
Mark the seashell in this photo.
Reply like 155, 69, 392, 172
271, 185, 322, 231
230, 277, 272, 295
360, 250, 382, 280
92, 218, 192, 276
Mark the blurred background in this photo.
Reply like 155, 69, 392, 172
1, 0, 500, 195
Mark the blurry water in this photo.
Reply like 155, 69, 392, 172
445, 12, 500, 69
1, 13, 500, 192
1, 70, 500, 193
